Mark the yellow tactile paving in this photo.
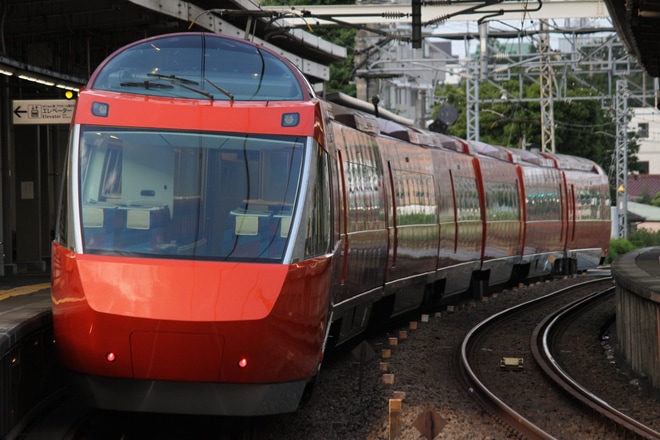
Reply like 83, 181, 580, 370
0, 283, 50, 302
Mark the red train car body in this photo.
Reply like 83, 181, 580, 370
51, 32, 611, 416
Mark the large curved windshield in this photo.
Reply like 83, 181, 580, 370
91, 34, 304, 101
78, 127, 305, 261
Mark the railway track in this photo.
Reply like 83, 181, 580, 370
533, 286, 660, 439
459, 277, 660, 439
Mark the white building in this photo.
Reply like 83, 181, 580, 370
630, 107, 660, 174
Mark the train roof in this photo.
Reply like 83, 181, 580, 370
466, 140, 518, 163
540, 152, 605, 174
325, 92, 465, 150
323, 95, 604, 175
508, 148, 556, 168
87, 32, 315, 102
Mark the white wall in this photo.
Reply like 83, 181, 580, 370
630, 108, 660, 174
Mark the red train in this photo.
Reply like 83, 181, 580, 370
51, 32, 611, 416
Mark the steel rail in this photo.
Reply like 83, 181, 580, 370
533, 286, 660, 439
458, 277, 613, 440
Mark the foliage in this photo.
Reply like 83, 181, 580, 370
314, 27, 356, 96
259, 0, 356, 96
627, 228, 660, 248
607, 238, 636, 264
606, 228, 660, 263
433, 68, 641, 179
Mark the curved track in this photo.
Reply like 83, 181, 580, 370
533, 286, 660, 439
458, 277, 659, 439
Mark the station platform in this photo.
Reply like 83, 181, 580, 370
0, 274, 51, 353
611, 247, 660, 395
611, 247, 660, 300
0, 274, 57, 440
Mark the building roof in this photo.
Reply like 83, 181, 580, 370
628, 202, 660, 223
627, 175, 660, 202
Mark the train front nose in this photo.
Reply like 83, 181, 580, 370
129, 331, 225, 381
52, 250, 332, 384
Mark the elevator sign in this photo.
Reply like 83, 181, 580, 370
12, 99, 75, 125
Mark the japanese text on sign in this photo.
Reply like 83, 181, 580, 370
12, 99, 75, 125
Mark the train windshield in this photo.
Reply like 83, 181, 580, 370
91, 34, 304, 101
78, 127, 305, 261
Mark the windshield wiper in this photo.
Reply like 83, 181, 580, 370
120, 80, 174, 90
206, 79, 235, 102
147, 73, 200, 86
177, 83, 215, 100
121, 74, 214, 100
147, 73, 215, 99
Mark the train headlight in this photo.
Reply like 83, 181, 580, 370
281, 112, 299, 127
92, 101, 109, 117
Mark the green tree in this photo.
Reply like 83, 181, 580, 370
433, 76, 640, 177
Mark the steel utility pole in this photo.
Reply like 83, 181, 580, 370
615, 79, 629, 238
539, 20, 556, 153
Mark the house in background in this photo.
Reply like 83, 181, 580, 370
627, 174, 660, 202
626, 202, 660, 232
630, 108, 660, 174
622, 174, 660, 232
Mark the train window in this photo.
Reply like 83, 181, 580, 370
91, 34, 304, 101
77, 127, 305, 261
453, 176, 480, 221
526, 185, 561, 221
392, 170, 436, 225
339, 128, 385, 232
485, 182, 519, 221
303, 145, 331, 258
577, 188, 606, 220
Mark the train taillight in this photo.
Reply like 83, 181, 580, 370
237, 357, 248, 368
106, 352, 117, 362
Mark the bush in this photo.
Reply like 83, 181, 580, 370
607, 228, 660, 263
628, 228, 660, 247
607, 238, 636, 264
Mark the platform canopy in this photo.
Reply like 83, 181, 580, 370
0, 0, 346, 87
604, 0, 660, 77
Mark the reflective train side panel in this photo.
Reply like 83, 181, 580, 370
51, 32, 610, 416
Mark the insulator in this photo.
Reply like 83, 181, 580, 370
381, 12, 408, 19
426, 14, 450, 26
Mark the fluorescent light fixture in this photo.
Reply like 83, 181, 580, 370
56, 84, 80, 92
18, 74, 55, 86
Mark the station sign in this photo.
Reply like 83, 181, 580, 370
12, 99, 75, 125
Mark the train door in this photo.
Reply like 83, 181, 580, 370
332, 125, 387, 302
558, 180, 577, 274
327, 123, 388, 343
567, 184, 577, 248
